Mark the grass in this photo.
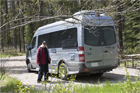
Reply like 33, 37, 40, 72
0, 74, 19, 92
120, 61, 140, 67
0, 73, 36, 93
0, 47, 26, 58
1, 72, 140, 93
0, 53, 26, 58
73, 83, 122, 93
0, 53, 139, 93
0, 66, 139, 92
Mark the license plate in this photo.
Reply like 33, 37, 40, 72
91, 62, 98, 67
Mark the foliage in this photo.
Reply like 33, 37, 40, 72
120, 68, 140, 93
15, 81, 35, 93
120, 46, 139, 54
122, 0, 140, 54
0, 0, 123, 52
1, 67, 140, 93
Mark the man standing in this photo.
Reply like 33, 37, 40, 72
36, 41, 51, 83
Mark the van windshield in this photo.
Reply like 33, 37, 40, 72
84, 26, 116, 46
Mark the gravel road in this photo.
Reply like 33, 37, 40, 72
3, 56, 140, 90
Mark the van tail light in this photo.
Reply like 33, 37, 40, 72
79, 47, 84, 51
78, 47, 85, 62
117, 45, 120, 54
79, 54, 85, 62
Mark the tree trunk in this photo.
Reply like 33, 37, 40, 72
5, 0, 10, 49
0, 1, 4, 51
21, 18, 25, 52
12, 0, 17, 49
31, 23, 34, 37
117, 0, 123, 49
17, 1, 21, 52
39, 0, 44, 26
21, 1, 25, 52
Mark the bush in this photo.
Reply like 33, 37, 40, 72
0, 55, 10, 83
120, 68, 140, 93
15, 81, 35, 93
120, 47, 139, 54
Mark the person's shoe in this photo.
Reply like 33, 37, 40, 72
44, 80, 51, 82
37, 81, 41, 83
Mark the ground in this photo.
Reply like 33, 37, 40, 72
3, 56, 140, 90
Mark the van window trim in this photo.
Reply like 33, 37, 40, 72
30, 36, 37, 49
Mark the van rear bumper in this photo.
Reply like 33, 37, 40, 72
79, 63, 118, 73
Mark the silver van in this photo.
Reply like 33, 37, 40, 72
26, 10, 120, 79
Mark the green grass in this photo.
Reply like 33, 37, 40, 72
0, 54, 10, 57
73, 82, 123, 93
1, 70, 140, 93
0, 53, 26, 58
0, 74, 20, 92
0, 74, 36, 93
73, 81, 140, 93
0, 72, 18, 93
0, 48, 26, 58
1, 76, 140, 93
120, 61, 140, 67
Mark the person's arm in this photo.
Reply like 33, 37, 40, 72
49, 58, 51, 64
46, 46, 51, 64
36, 48, 40, 65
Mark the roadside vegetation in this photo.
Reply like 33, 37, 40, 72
0, 47, 139, 93
1, 60, 140, 93
0, 48, 26, 57
0, 72, 140, 93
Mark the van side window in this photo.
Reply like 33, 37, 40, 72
38, 34, 49, 47
61, 28, 77, 48
49, 31, 62, 48
30, 37, 36, 49
38, 28, 77, 48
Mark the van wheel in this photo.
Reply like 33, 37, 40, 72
58, 63, 68, 80
27, 63, 32, 72
90, 73, 104, 77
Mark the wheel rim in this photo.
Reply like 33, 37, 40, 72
59, 65, 66, 79
27, 63, 31, 70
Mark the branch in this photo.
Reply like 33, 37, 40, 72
0, 15, 72, 34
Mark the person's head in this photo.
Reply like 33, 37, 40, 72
42, 41, 47, 48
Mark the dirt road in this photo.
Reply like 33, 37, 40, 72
3, 56, 140, 90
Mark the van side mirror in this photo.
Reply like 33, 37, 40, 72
26, 44, 31, 50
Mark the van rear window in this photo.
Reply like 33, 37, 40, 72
84, 26, 116, 46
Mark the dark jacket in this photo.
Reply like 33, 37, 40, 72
36, 45, 51, 65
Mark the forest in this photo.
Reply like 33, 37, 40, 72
0, 0, 140, 54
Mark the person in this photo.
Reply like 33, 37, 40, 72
36, 41, 51, 83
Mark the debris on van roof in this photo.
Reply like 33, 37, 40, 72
37, 10, 115, 32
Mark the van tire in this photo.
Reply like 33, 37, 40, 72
58, 63, 68, 80
27, 63, 32, 72
90, 73, 103, 77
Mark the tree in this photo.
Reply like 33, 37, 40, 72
123, 0, 140, 53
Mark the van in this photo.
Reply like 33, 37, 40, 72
26, 10, 120, 79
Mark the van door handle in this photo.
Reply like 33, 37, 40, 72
104, 50, 108, 53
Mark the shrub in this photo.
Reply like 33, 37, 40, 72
120, 68, 140, 93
